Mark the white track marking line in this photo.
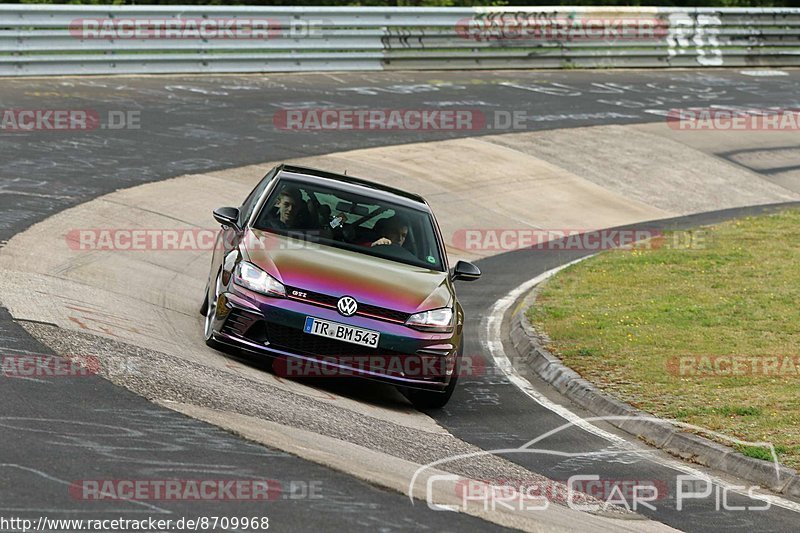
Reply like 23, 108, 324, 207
484, 257, 624, 443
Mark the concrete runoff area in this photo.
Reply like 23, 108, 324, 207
485, 124, 798, 215
1, 121, 799, 530
633, 123, 800, 194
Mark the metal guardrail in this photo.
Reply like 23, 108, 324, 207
1, 5, 800, 76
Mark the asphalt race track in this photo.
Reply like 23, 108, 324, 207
2, 69, 800, 531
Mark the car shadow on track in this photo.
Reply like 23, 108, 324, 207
219, 344, 415, 410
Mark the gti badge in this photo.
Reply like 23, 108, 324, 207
337, 296, 358, 317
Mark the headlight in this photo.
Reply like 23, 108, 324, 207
405, 307, 454, 333
233, 262, 286, 298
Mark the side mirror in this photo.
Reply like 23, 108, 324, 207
451, 260, 481, 282
213, 207, 241, 230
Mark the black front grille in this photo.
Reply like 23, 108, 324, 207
358, 302, 411, 323
285, 286, 411, 324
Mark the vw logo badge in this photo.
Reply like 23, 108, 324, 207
337, 296, 358, 317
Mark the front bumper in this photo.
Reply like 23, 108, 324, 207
209, 288, 459, 391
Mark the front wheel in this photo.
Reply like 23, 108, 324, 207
402, 352, 461, 410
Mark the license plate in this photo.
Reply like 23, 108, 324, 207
303, 317, 380, 348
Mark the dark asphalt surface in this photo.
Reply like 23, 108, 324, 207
2, 69, 800, 531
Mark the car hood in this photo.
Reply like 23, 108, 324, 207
244, 229, 451, 313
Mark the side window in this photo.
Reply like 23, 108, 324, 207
240, 169, 277, 226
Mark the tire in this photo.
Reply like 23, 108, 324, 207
403, 346, 462, 410
203, 271, 224, 350
199, 285, 209, 316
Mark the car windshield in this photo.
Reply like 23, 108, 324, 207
252, 177, 445, 271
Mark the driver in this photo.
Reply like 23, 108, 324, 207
269, 187, 305, 230
371, 216, 409, 248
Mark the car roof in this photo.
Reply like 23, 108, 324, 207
275, 164, 431, 211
